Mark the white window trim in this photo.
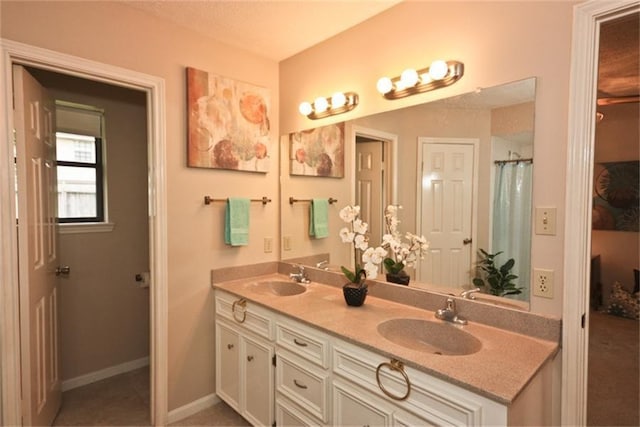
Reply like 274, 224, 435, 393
58, 222, 116, 234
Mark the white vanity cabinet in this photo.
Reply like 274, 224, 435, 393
274, 316, 331, 426
215, 290, 275, 427
332, 338, 509, 427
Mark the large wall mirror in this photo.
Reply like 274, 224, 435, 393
280, 77, 536, 310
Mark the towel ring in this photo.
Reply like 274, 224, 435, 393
375, 359, 411, 401
231, 298, 247, 323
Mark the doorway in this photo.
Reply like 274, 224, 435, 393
353, 126, 397, 247
0, 40, 168, 426
563, 1, 640, 425
25, 66, 151, 424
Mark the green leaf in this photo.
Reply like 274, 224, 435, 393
472, 278, 485, 287
341, 266, 356, 283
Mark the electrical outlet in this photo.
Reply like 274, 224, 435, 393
533, 268, 554, 298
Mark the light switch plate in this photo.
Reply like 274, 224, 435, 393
535, 207, 557, 235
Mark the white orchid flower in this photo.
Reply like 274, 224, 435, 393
352, 219, 368, 234
339, 205, 360, 223
339, 227, 355, 243
354, 234, 368, 251
363, 262, 379, 280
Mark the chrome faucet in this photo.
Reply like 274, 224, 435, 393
460, 287, 480, 300
316, 260, 329, 270
289, 265, 311, 284
435, 298, 468, 325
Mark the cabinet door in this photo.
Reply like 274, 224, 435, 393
333, 380, 392, 427
216, 322, 241, 411
243, 334, 275, 426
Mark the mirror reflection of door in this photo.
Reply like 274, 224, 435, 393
355, 137, 384, 248
354, 127, 396, 248
417, 138, 477, 288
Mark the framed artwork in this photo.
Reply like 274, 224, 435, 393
289, 122, 345, 178
186, 67, 271, 172
592, 160, 639, 231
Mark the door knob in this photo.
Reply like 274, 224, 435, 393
463, 238, 472, 245
56, 265, 71, 276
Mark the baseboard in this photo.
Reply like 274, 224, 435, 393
167, 393, 220, 424
61, 356, 150, 392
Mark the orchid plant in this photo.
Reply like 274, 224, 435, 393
339, 205, 386, 287
382, 205, 430, 275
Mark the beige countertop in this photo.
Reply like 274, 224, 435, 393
213, 273, 559, 405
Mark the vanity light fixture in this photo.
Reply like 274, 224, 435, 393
377, 60, 464, 100
299, 91, 359, 120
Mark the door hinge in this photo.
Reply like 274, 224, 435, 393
581, 313, 586, 328
272, 354, 276, 366
272, 422, 276, 427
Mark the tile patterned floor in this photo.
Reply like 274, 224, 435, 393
53, 367, 249, 426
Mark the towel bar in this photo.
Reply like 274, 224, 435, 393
204, 196, 271, 205
289, 197, 338, 205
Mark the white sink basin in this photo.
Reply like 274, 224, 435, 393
249, 280, 307, 296
377, 318, 482, 356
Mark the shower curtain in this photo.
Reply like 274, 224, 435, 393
492, 162, 532, 301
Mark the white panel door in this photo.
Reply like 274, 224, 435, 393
419, 142, 475, 288
356, 140, 384, 247
14, 65, 61, 426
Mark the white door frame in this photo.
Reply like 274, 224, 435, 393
0, 39, 168, 426
562, 1, 639, 425
415, 137, 479, 282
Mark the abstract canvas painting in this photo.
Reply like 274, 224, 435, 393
187, 67, 271, 172
592, 160, 639, 231
289, 122, 345, 178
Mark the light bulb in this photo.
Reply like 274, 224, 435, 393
331, 92, 346, 108
313, 97, 328, 113
400, 68, 419, 87
376, 77, 393, 94
299, 101, 312, 116
429, 60, 449, 80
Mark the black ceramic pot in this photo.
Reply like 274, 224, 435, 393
386, 272, 410, 286
343, 283, 368, 306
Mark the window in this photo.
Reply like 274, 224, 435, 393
55, 102, 106, 224
56, 132, 103, 222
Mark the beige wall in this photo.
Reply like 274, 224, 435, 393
30, 70, 151, 381
1, 0, 279, 410
592, 102, 640, 303
281, 1, 580, 317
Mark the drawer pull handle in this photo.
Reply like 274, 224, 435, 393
293, 338, 308, 347
375, 359, 411, 401
232, 298, 247, 323
227, 344, 234, 350
247, 355, 254, 362
293, 379, 308, 389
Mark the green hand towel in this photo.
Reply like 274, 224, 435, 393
225, 198, 250, 246
309, 198, 329, 239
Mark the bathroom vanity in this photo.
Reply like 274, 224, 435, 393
213, 268, 559, 426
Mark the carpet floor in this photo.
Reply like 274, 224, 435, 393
587, 310, 639, 426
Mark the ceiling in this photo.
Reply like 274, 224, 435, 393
119, 0, 402, 62
598, 12, 639, 103
119, 1, 637, 105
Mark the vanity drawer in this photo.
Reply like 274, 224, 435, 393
276, 349, 330, 423
332, 339, 504, 426
276, 317, 330, 368
215, 290, 274, 340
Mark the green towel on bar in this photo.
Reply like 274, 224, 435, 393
309, 198, 329, 239
225, 198, 250, 246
